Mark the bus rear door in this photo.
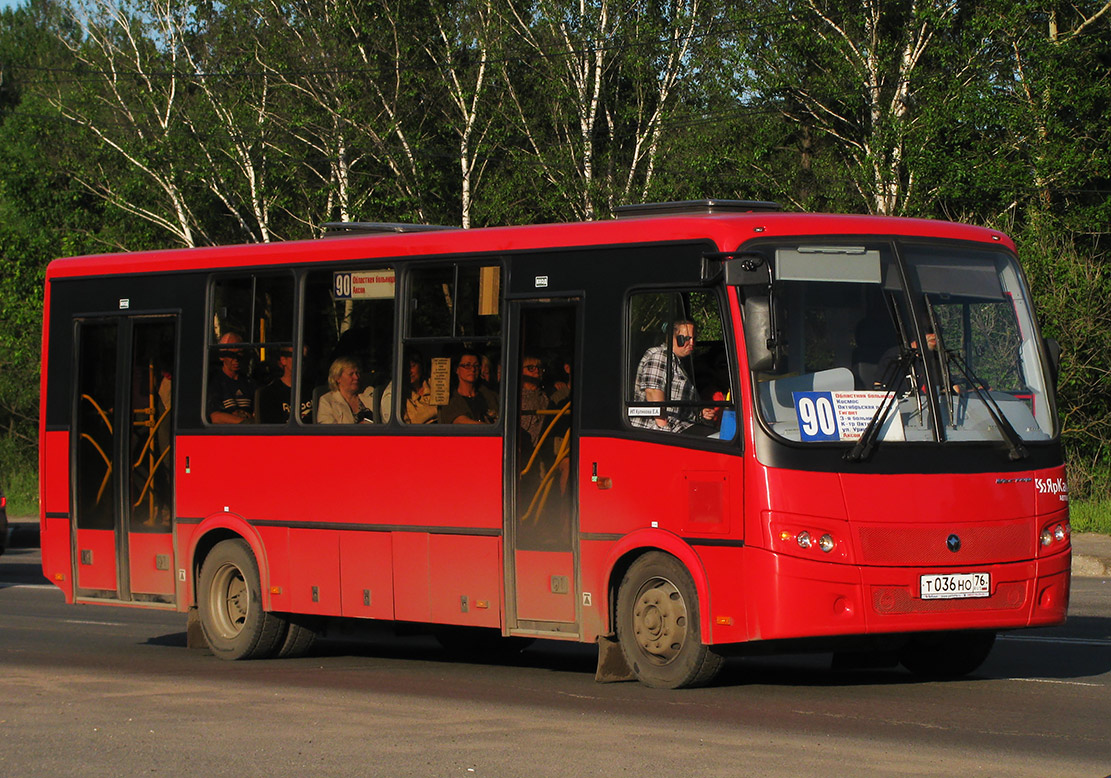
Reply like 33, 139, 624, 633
72, 315, 177, 604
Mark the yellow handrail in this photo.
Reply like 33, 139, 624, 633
519, 402, 570, 477
81, 394, 114, 434
79, 432, 113, 506
520, 431, 571, 524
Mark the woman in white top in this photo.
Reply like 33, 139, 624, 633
316, 357, 375, 424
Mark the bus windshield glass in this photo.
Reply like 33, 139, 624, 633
745, 241, 1055, 447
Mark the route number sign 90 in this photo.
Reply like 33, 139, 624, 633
794, 392, 840, 441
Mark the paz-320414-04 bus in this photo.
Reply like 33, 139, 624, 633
39, 200, 1070, 688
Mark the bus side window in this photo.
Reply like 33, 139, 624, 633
405, 263, 501, 425
207, 274, 294, 425
301, 266, 396, 424
625, 290, 735, 439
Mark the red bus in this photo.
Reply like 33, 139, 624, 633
39, 200, 1070, 688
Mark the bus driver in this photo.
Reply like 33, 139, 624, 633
632, 320, 715, 433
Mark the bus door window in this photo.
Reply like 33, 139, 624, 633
514, 307, 576, 551
626, 290, 736, 440
207, 274, 295, 425
300, 266, 395, 424
405, 263, 501, 425
128, 320, 176, 532
75, 320, 120, 533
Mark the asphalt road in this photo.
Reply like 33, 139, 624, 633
2, 545, 1109, 778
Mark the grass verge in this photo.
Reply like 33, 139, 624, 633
0, 437, 38, 517
1069, 500, 1111, 535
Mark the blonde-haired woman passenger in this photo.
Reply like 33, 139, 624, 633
316, 357, 375, 424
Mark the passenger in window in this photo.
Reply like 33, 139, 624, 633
317, 357, 376, 424
439, 350, 498, 424
519, 353, 551, 448
548, 354, 572, 407
632, 321, 715, 433
257, 347, 311, 424
391, 349, 437, 424
208, 332, 257, 424
481, 350, 501, 393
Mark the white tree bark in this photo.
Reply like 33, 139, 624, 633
422, 0, 494, 229
45, 0, 202, 247
781, 0, 955, 215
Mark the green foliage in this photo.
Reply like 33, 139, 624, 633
0, 434, 37, 516
0, 0, 1109, 513
1068, 500, 1111, 536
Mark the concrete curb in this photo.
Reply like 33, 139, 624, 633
5, 519, 1111, 577
1070, 533, 1111, 578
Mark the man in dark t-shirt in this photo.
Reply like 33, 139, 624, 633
208, 332, 256, 424
257, 347, 312, 424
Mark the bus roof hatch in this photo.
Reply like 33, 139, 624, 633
614, 199, 782, 218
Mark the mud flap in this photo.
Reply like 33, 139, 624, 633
186, 606, 207, 650
594, 634, 636, 683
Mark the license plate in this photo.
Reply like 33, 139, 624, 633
919, 572, 991, 600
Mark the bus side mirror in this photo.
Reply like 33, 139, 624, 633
743, 294, 779, 373
1043, 337, 1061, 390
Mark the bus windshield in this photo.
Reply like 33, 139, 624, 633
745, 241, 1055, 447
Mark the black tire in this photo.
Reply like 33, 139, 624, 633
899, 631, 997, 679
197, 539, 286, 660
276, 614, 321, 659
616, 552, 723, 689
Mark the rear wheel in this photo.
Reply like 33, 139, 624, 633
899, 631, 997, 679
616, 552, 723, 689
198, 539, 285, 660
276, 614, 322, 659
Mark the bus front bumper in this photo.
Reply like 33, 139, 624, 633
719, 545, 1070, 645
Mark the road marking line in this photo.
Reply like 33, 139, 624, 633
1008, 678, 1103, 687
999, 634, 1111, 647
0, 584, 55, 591
63, 619, 128, 627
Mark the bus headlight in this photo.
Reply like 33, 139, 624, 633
1040, 520, 1071, 548
818, 534, 835, 553
797, 531, 812, 549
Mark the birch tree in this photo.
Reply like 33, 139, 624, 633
502, 0, 620, 220
605, 0, 710, 209
742, 0, 963, 215
998, 1, 1111, 231
43, 0, 207, 247
422, 0, 497, 228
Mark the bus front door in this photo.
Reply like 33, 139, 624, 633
72, 316, 177, 604
507, 303, 580, 635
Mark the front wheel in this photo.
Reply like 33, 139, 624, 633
198, 539, 286, 660
616, 552, 723, 689
899, 631, 997, 679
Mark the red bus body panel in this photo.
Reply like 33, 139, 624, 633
175, 433, 503, 628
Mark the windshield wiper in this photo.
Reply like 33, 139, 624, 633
924, 302, 956, 427
845, 348, 914, 462
945, 351, 1029, 461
